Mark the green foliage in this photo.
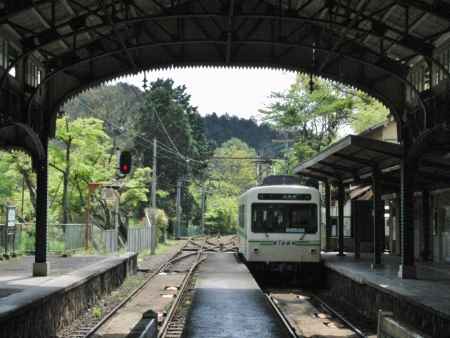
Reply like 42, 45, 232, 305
134, 79, 210, 228
351, 93, 389, 133
203, 113, 281, 156
155, 208, 169, 241
91, 305, 103, 319
64, 82, 144, 149
0, 151, 36, 221
201, 139, 257, 234
49, 117, 115, 224
121, 167, 151, 213
261, 74, 354, 165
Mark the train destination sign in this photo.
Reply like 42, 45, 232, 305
258, 193, 311, 201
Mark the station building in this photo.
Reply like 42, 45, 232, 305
297, 117, 450, 266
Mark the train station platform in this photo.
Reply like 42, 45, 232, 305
321, 252, 450, 337
184, 252, 291, 338
0, 254, 137, 338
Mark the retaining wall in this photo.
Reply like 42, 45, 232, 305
323, 267, 450, 338
0, 254, 137, 338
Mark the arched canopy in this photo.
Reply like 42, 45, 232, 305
0, 123, 46, 168
3, 0, 450, 136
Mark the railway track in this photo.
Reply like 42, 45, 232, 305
265, 293, 299, 338
157, 236, 238, 338
264, 289, 371, 338
158, 245, 206, 338
58, 237, 218, 338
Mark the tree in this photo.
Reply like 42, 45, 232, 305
48, 117, 115, 224
134, 78, 210, 222
64, 82, 144, 150
201, 138, 257, 234
202, 113, 281, 156
261, 74, 354, 165
0, 151, 35, 220
351, 93, 389, 133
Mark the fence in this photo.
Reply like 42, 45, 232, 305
0, 223, 155, 255
177, 225, 203, 237
127, 227, 152, 252
92, 226, 118, 254
63, 224, 87, 251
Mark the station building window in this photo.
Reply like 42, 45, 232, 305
0, 37, 6, 68
434, 49, 450, 85
407, 62, 431, 101
329, 216, 352, 238
0, 39, 19, 78
26, 59, 41, 87
7, 43, 17, 77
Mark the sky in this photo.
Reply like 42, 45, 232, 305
113, 67, 297, 120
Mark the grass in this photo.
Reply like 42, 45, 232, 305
136, 239, 179, 263
154, 239, 178, 255
91, 305, 103, 319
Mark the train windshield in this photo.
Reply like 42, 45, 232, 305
251, 203, 318, 234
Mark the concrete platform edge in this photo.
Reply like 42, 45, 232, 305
0, 253, 137, 338
323, 261, 450, 320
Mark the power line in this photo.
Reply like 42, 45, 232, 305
154, 110, 183, 158
77, 93, 206, 166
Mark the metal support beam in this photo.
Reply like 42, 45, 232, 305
325, 181, 331, 252
422, 190, 430, 261
33, 138, 49, 277
352, 200, 360, 260
337, 181, 345, 257
372, 170, 384, 268
398, 157, 416, 279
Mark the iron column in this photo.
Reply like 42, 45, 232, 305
33, 138, 49, 276
422, 190, 430, 261
325, 181, 331, 252
372, 171, 384, 268
337, 181, 345, 256
398, 157, 416, 278
151, 138, 157, 254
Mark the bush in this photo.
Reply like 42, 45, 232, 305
155, 209, 169, 242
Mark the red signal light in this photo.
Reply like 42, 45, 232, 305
119, 151, 132, 175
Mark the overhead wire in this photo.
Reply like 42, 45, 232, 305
76, 89, 206, 166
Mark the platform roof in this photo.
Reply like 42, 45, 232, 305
293, 135, 402, 183
4, 0, 450, 136
293, 135, 450, 190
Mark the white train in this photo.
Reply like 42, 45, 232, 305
238, 176, 321, 274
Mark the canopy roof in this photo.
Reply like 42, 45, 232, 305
3, 0, 450, 135
293, 135, 450, 190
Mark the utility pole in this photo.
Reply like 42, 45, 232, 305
175, 178, 182, 238
272, 135, 294, 174
151, 138, 157, 254
255, 155, 261, 184
200, 182, 206, 234
114, 189, 119, 254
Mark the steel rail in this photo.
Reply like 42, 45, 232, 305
265, 293, 300, 338
311, 294, 368, 338
82, 241, 193, 338
158, 240, 207, 338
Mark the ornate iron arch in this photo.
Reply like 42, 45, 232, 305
2, 0, 450, 139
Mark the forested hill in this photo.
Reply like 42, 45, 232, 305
64, 83, 281, 156
203, 113, 280, 156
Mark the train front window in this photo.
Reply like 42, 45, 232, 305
251, 203, 317, 234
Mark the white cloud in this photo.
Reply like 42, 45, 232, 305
113, 67, 296, 120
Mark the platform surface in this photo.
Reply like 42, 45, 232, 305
184, 252, 291, 338
322, 252, 450, 318
0, 254, 133, 318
